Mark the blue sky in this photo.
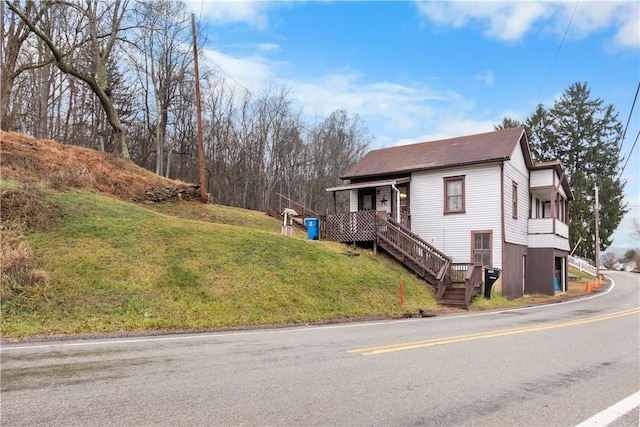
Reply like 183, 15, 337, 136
186, 0, 639, 254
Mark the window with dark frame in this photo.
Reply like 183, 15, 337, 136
472, 231, 492, 267
444, 176, 465, 214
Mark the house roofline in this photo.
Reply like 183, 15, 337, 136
341, 157, 510, 181
326, 177, 410, 192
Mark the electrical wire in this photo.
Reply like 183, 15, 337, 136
616, 81, 639, 179
619, 81, 639, 147
534, 1, 580, 106
619, 129, 639, 178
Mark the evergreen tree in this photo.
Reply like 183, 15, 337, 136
525, 82, 627, 259
494, 117, 522, 130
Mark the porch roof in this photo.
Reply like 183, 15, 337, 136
326, 177, 410, 192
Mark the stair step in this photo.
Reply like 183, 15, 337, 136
441, 299, 467, 307
441, 286, 467, 307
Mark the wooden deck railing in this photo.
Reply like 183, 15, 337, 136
317, 211, 487, 309
268, 193, 320, 229
270, 193, 319, 219
441, 263, 483, 309
463, 263, 483, 309
319, 211, 377, 242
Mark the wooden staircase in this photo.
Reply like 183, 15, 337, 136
376, 216, 450, 287
376, 216, 483, 309
266, 193, 319, 231
266, 194, 484, 309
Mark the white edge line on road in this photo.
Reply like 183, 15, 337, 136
574, 390, 640, 427
0, 275, 619, 351
459, 274, 616, 318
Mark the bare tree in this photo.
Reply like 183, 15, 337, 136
131, 0, 191, 175
1, 0, 48, 131
600, 251, 618, 270
305, 110, 372, 211
6, 0, 132, 158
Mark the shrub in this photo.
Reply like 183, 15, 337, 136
0, 184, 63, 231
0, 225, 50, 304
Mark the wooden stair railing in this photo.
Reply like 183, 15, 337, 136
267, 193, 319, 230
376, 216, 483, 310
375, 216, 451, 290
441, 263, 483, 309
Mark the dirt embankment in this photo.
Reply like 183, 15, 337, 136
0, 131, 199, 202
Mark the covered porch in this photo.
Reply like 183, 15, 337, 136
325, 177, 411, 229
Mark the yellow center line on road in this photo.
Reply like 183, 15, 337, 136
348, 307, 640, 356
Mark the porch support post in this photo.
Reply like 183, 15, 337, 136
332, 191, 337, 213
373, 215, 378, 254
391, 183, 400, 222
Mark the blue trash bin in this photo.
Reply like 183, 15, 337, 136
304, 218, 319, 240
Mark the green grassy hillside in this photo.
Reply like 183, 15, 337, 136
1, 184, 437, 339
0, 131, 592, 341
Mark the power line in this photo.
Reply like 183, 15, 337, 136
619, 81, 639, 148
616, 81, 640, 180
534, 0, 579, 106
197, 47, 319, 136
619, 129, 639, 178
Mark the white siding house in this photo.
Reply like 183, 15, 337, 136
326, 127, 574, 299
411, 164, 503, 267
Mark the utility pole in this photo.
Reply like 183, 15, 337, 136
594, 184, 600, 281
191, 13, 207, 203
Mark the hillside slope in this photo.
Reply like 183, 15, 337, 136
0, 132, 437, 340
1, 131, 198, 202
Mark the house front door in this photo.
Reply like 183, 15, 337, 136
358, 188, 376, 211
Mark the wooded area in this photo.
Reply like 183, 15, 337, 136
2, 0, 371, 213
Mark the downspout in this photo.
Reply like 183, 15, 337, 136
552, 173, 557, 235
391, 183, 400, 223
500, 162, 505, 269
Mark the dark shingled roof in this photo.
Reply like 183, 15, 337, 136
342, 127, 528, 180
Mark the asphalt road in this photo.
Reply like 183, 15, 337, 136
2, 271, 639, 426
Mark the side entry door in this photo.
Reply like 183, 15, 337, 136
358, 188, 376, 211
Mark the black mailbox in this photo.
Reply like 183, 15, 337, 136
484, 268, 501, 299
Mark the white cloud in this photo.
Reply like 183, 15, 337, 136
184, 0, 271, 28
201, 48, 275, 91
414, 1, 640, 48
196, 48, 499, 148
475, 71, 495, 86
395, 118, 499, 147
612, 3, 640, 48
284, 71, 478, 147
255, 43, 280, 52
415, 1, 549, 41
610, 201, 640, 251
